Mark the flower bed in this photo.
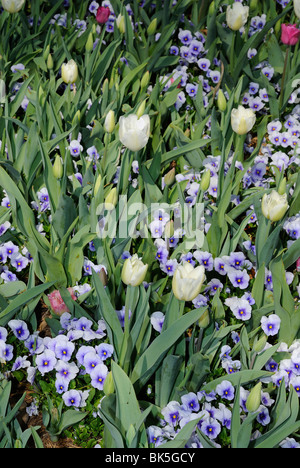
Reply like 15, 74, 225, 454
0, 0, 300, 450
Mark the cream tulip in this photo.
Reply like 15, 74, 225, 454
231, 105, 256, 135
119, 114, 150, 152
261, 190, 289, 222
226, 2, 249, 31
172, 263, 205, 302
294, 0, 300, 19
61, 59, 78, 84
1, 0, 25, 13
121, 254, 148, 287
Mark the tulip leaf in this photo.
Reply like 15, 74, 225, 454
51, 193, 77, 240
0, 282, 55, 326
111, 361, 142, 436
131, 307, 207, 390
282, 237, 300, 269
0, 281, 27, 298
92, 270, 124, 358
202, 370, 272, 394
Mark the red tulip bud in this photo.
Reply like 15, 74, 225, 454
281, 24, 300, 46
96, 6, 110, 24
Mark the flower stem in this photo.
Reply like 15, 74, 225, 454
230, 31, 236, 78
279, 46, 290, 111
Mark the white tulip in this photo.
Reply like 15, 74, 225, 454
294, 0, 300, 19
119, 114, 150, 152
172, 263, 206, 302
121, 254, 148, 287
61, 59, 78, 84
226, 2, 249, 31
261, 191, 289, 222
231, 105, 256, 135
1, 0, 25, 13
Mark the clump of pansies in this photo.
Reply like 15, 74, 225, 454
146, 336, 300, 448
0, 314, 114, 415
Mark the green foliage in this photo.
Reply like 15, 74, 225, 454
0, 0, 299, 450
0, 379, 43, 448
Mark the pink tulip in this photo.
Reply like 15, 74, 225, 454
297, 257, 300, 273
96, 6, 111, 24
281, 24, 300, 46
48, 288, 77, 316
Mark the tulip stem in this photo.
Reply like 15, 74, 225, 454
102, 132, 110, 174
230, 31, 236, 78
235, 133, 246, 163
119, 285, 136, 370
279, 46, 290, 111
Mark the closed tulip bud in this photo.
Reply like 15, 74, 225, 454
98, 266, 108, 287
172, 263, 206, 302
61, 59, 78, 84
47, 53, 53, 70
294, 0, 300, 19
147, 18, 157, 35
198, 309, 210, 329
200, 169, 211, 192
94, 173, 102, 196
102, 78, 109, 94
1, 0, 25, 13
85, 32, 94, 52
261, 190, 289, 222
208, 0, 215, 15
246, 382, 262, 413
141, 71, 150, 90
43, 45, 50, 62
72, 110, 81, 127
226, 2, 249, 31
164, 220, 174, 238
119, 114, 150, 152
103, 371, 115, 396
50, 406, 60, 425
53, 155, 63, 179
278, 177, 287, 195
231, 105, 256, 135
105, 187, 118, 210
0, 79, 6, 104
275, 19, 282, 36
104, 110, 115, 133
217, 89, 227, 112
253, 334, 268, 353
184, 128, 190, 138
296, 257, 300, 273
164, 167, 176, 186
250, 0, 258, 10
116, 14, 126, 34
136, 100, 146, 119
121, 254, 148, 287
